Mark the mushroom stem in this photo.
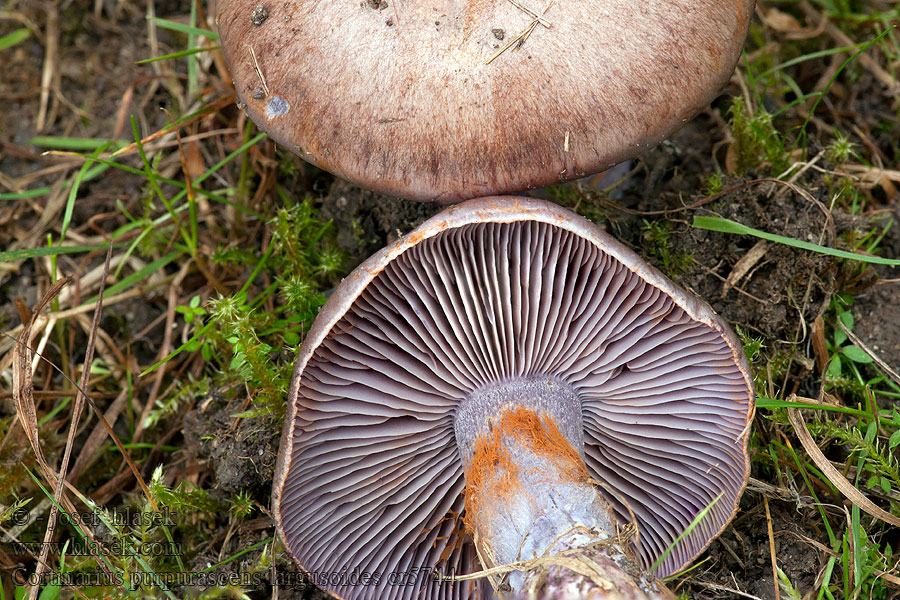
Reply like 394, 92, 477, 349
463, 408, 674, 599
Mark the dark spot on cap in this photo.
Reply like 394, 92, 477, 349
492, 28, 505, 40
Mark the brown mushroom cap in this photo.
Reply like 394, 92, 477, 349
273, 197, 754, 600
217, 0, 754, 202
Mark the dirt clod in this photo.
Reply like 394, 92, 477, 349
183, 394, 280, 500
250, 4, 268, 26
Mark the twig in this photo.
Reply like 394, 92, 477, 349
507, 0, 551, 28
485, 0, 553, 65
248, 44, 269, 96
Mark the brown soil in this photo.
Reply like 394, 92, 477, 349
851, 198, 900, 374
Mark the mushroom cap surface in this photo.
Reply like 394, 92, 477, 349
273, 197, 754, 600
217, 0, 754, 202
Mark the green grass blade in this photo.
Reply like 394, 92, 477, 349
0, 28, 31, 51
653, 493, 722, 574
166, 133, 267, 206
762, 42, 871, 76
136, 45, 219, 64
188, 0, 198, 99
22, 466, 119, 577
0, 187, 51, 201
756, 397, 868, 417
754, 397, 895, 422
29, 137, 126, 151
0, 244, 114, 262
130, 116, 194, 253
90, 251, 180, 302
693, 216, 900, 266
113, 221, 155, 279
146, 16, 219, 39
55, 151, 261, 217
140, 321, 214, 377
816, 556, 837, 600
38, 396, 72, 426
196, 537, 274, 573
792, 26, 894, 153
60, 143, 116, 244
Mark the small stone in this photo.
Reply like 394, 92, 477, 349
253, 87, 265, 100
250, 4, 268, 25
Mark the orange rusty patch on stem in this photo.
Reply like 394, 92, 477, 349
462, 407, 589, 536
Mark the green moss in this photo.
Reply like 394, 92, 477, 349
728, 97, 790, 175
640, 220, 693, 277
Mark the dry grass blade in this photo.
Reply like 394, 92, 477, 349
687, 581, 763, 599
68, 388, 129, 483
787, 406, 900, 527
507, 0, 551, 28
248, 44, 269, 96
810, 316, 830, 374
8, 247, 164, 591
762, 496, 781, 600
484, 0, 553, 65
31, 243, 112, 600
0, 518, 92, 600
724, 240, 769, 294
35, 0, 58, 132
30, 242, 113, 600
108, 95, 234, 158
440, 524, 639, 582
11, 275, 115, 591
0, 274, 175, 358
12, 276, 71, 471
798, 0, 899, 91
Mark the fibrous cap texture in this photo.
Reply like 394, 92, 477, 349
217, 0, 754, 202
273, 197, 754, 600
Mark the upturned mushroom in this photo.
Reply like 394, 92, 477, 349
273, 197, 754, 599
216, 0, 754, 202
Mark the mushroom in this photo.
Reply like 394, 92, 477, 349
273, 197, 754, 599
216, 0, 754, 202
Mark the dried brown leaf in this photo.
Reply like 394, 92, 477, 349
724, 240, 768, 294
